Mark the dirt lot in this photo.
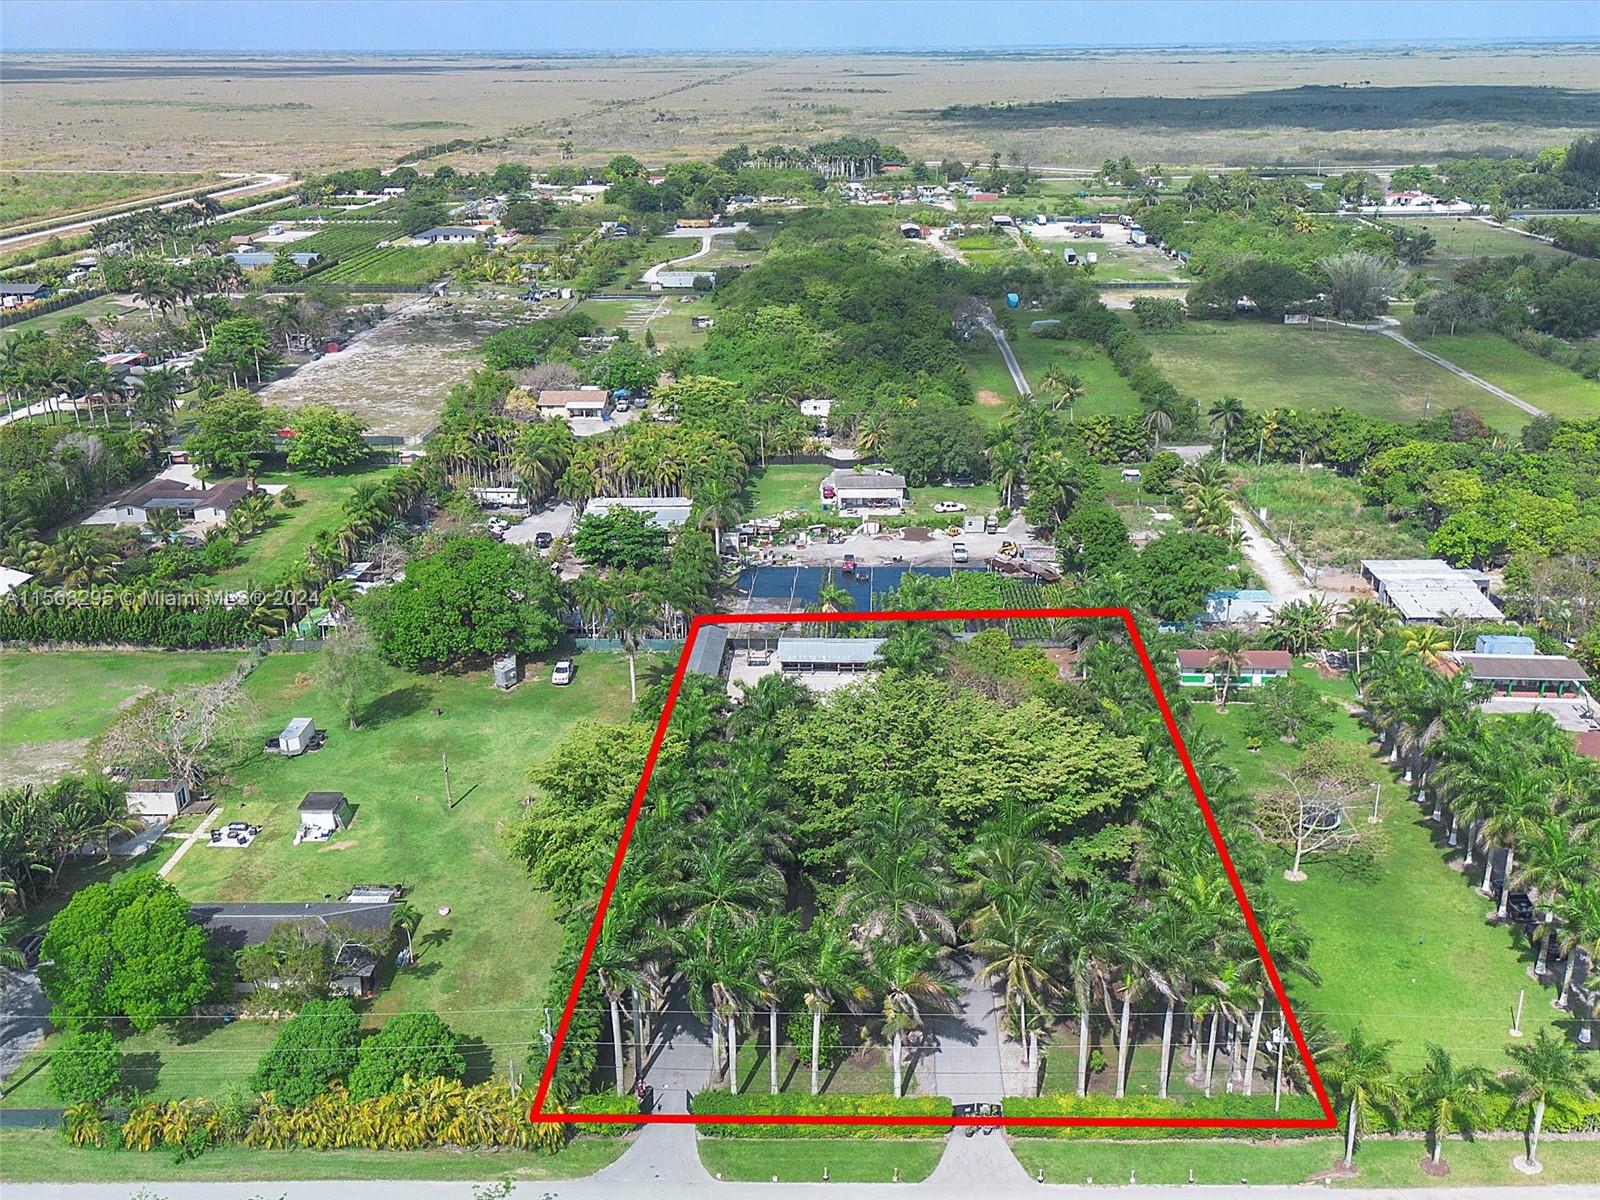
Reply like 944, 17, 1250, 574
3, 49, 1596, 172
258, 295, 521, 440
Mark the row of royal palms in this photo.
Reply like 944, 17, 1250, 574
1363, 655, 1600, 1033
1325, 1024, 1595, 1173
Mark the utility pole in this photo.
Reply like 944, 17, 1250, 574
442, 751, 454, 810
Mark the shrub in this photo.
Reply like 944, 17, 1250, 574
347, 1011, 467, 1100
48, 1029, 122, 1105
250, 999, 360, 1107
1004, 1092, 1330, 1138
570, 1090, 643, 1135
691, 1091, 952, 1138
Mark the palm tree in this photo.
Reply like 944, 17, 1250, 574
1324, 1024, 1402, 1168
1206, 630, 1248, 711
589, 908, 643, 1095
1052, 890, 1122, 1098
1402, 625, 1451, 670
878, 622, 945, 675
1208, 395, 1247, 461
798, 922, 866, 1095
750, 913, 807, 1095
1409, 1044, 1491, 1169
1552, 882, 1600, 1011
606, 583, 654, 705
967, 889, 1052, 1068
1511, 819, 1593, 975
1479, 766, 1552, 915
1340, 598, 1397, 685
1504, 1028, 1595, 1171
873, 938, 958, 1098
1140, 392, 1179, 452
42, 528, 116, 587
143, 507, 182, 544
987, 440, 1023, 509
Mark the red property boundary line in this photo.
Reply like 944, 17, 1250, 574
530, 607, 1338, 1131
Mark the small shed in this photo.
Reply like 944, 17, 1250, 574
278, 717, 317, 756
493, 652, 521, 690
298, 791, 352, 836
126, 779, 191, 818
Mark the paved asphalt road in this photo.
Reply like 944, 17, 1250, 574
0, 966, 49, 1089
11, 1179, 1600, 1199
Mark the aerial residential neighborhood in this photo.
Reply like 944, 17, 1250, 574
1, 3, 1600, 1198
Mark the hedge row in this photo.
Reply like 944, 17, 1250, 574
570, 1091, 642, 1135
0, 595, 258, 648
690, 1092, 952, 1138
1003, 1091, 1600, 1138
1005, 1093, 1330, 1139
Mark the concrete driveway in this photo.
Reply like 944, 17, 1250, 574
0, 966, 49, 1093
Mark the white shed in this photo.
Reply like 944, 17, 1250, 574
126, 779, 191, 818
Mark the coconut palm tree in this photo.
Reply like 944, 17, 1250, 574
1340, 598, 1397, 684
1479, 766, 1553, 915
873, 938, 958, 1099
1504, 1028, 1596, 1171
143, 507, 182, 544
1207, 395, 1247, 461
606, 582, 654, 705
1324, 1024, 1402, 1168
987, 440, 1023, 509
1206, 630, 1249, 711
590, 907, 644, 1095
1408, 1043, 1491, 1169
967, 888, 1053, 1067
1401, 625, 1451, 670
1052, 889, 1123, 1098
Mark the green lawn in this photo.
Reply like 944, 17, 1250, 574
0, 294, 139, 336
3, 648, 646, 1108
698, 1138, 945, 1183
205, 464, 397, 591
1415, 332, 1600, 422
1190, 668, 1566, 1071
1010, 1135, 1600, 1188
743, 465, 997, 522
0, 1128, 627, 1183
1146, 323, 1531, 434
0, 171, 206, 226
0, 649, 241, 787
1235, 464, 1428, 569
1413, 216, 1573, 275
963, 330, 1141, 419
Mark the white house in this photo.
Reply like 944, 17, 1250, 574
1176, 649, 1293, 688
535, 388, 610, 420
126, 779, 192, 818
411, 226, 483, 245
86, 479, 252, 527
821, 469, 907, 515
653, 270, 714, 290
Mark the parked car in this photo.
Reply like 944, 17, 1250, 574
551, 660, 575, 685
534, 531, 554, 550
984, 513, 999, 534
951, 542, 969, 563
932, 501, 968, 514
18, 930, 45, 968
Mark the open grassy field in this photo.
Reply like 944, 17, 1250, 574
0, 1128, 627, 1183
697, 1138, 944, 1183
963, 329, 1141, 419
0, 295, 140, 336
1010, 1136, 1600, 1189
1145, 323, 1529, 434
6, 49, 1594, 174
205, 464, 398, 592
317, 243, 464, 286
1234, 464, 1428, 570
1408, 215, 1576, 278
0, 649, 242, 787
1190, 665, 1566, 1072
0, 170, 206, 226
1413, 332, 1600, 422
1, 647, 649, 1108
575, 294, 714, 350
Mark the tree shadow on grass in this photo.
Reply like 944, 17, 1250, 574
459, 1034, 494, 1085
120, 1050, 162, 1093
359, 683, 435, 729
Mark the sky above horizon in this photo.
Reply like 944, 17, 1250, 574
1, 0, 1597, 54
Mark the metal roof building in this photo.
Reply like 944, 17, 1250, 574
1446, 652, 1590, 697
776, 637, 885, 672
685, 624, 730, 678
582, 496, 692, 529
1359, 559, 1500, 623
